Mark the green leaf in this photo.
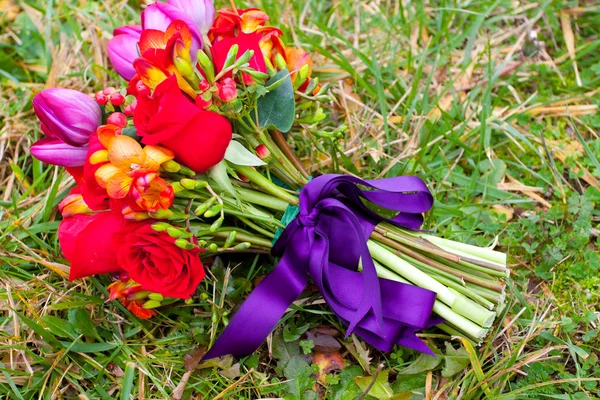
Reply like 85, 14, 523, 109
283, 356, 316, 400
209, 160, 236, 196
272, 330, 301, 372
224, 140, 266, 166
396, 353, 441, 376
257, 69, 295, 132
68, 308, 100, 340
478, 159, 507, 185
121, 127, 137, 139
391, 373, 426, 393
59, 341, 119, 353
17, 313, 61, 349
330, 366, 363, 400
41, 316, 79, 339
354, 370, 394, 400
441, 342, 471, 377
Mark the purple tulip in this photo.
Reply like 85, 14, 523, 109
141, 2, 203, 55
107, 25, 142, 80
167, 0, 215, 35
30, 138, 89, 168
31, 88, 101, 167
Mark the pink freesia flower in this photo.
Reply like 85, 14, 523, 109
30, 88, 101, 167
107, 25, 142, 80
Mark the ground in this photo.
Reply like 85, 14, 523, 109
1, 0, 599, 398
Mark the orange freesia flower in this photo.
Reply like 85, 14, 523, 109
94, 135, 175, 213
134, 20, 196, 96
209, 8, 283, 62
127, 301, 157, 319
285, 47, 313, 86
107, 280, 157, 319
59, 192, 93, 218
107, 279, 142, 301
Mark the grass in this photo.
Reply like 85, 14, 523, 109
1, 0, 600, 398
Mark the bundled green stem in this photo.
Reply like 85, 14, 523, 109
171, 126, 509, 345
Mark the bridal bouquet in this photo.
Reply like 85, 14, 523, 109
30, 0, 509, 359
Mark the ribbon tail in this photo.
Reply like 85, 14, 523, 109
204, 250, 308, 360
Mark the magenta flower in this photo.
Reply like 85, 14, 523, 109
107, 25, 142, 80
167, 0, 215, 34
141, 2, 203, 54
30, 88, 101, 167
30, 138, 90, 167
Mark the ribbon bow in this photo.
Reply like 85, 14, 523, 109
205, 174, 439, 359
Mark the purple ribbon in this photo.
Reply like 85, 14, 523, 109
204, 174, 439, 360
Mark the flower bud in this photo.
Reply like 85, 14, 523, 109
216, 78, 237, 102
195, 197, 216, 216
274, 53, 287, 71
197, 50, 215, 83
255, 144, 270, 160
209, 216, 224, 232
143, 300, 162, 309
222, 44, 239, 71
180, 178, 198, 191
148, 293, 164, 301
234, 242, 251, 251
198, 80, 210, 92
166, 227, 186, 238
175, 238, 196, 250
208, 243, 218, 252
203, 203, 223, 218
195, 93, 213, 109
103, 87, 117, 95
151, 222, 172, 232
95, 91, 108, 105
124, 99, 137, 116
58, 192, 92, 217
107, 112, 127, 127
223, 231, 237, 248
109, 92, 125, 106
161, 159, 181, 173
148, 208, 174, 219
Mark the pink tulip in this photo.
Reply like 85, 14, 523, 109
167, 0, 215, 34
107, 25, 142, 80
30, 138, 89, 167
141, 2, 203, 55
31, 88, 101, 167
32, 88, 101, 146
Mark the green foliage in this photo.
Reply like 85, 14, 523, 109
257, 69, 295, 132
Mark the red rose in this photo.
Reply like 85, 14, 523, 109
112, 224, 204, 299
58, 211, 205, 299
134, 76, 232, 173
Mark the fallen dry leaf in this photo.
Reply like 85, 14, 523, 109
184, 346, 206, 371
305, 327, 342, 354
313, 352, 345, 384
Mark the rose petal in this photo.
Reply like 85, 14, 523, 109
67, 212, 127, 280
